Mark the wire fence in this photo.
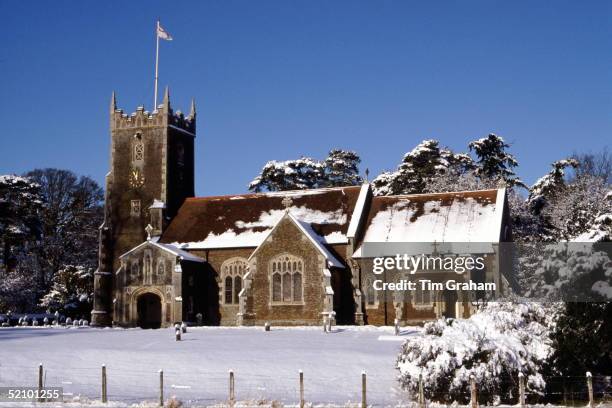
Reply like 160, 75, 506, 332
1, 362, 610, 407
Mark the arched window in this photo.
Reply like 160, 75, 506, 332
157, 259, 165, 276
270, 254, 304, 304
365, 278, 377, 307
234, 276, 242, 304
224, 276, 233, 304
272, 273, 282, 302
221, 258, 248, 305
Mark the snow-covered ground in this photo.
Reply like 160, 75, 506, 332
0, 326, 419, 407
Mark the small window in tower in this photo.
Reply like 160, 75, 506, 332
130, 200, 141, 217
133, 143, 144, 162
177, 144, 185, 166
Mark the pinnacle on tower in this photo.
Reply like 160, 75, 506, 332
189, 98, 196, 119
161, 86, 170, 111
110, 91, 117, 113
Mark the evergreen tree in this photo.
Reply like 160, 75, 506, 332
468, 133, 526, 188
372, 140, 473, 195
0, 175, 42, 273
527, 159, 579, 216
39, 264, 94, 317
322, 149, 363, 187
249, 149, 363, 192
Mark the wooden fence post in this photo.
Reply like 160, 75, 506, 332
361, 371, 367, 408
38, 363, 43, 403
101, 364, 107, 403
518, 372, 525, 408
159, 369, 164, 407
299, 370, 304, 408
586, 371, 593, 407
229, 370, 235, 406
470, 375, 477, 408
418, 373, 425, 408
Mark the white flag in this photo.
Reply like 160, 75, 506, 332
157, 23, 173, 41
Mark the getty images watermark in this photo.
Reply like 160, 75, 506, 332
359, 242, 612, 302
370, 253, 495, 292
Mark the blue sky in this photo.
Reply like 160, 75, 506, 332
0, 1, 610, 196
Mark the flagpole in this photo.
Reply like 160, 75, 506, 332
154, 20, 160, 110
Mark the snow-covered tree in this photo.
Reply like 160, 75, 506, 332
397, 302, 554, 404
322, 149, 363, 187
0, 175, 42, 273
519, 243, 612, 301
372, 140, 473, 195
249, 149, 363, 192
469, 134, 526, 188
249, 157, 325, 192
0, 169, 102, 314
527, 159, 579, 216
546, 175, 610, 241
24, 169, 103, 290
39, 265, 93, 317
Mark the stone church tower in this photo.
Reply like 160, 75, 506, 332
91, 89, 196, 326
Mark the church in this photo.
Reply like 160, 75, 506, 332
91, 91, 512, 329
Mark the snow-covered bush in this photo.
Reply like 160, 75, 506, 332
396, 302, 554, 404
39, 264, 93, 317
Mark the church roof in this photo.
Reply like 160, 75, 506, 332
159, 186, 363, 250
245, 212, 345, 268
353, 188, 506, 258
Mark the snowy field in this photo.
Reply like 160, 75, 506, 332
0, 326, 419, 407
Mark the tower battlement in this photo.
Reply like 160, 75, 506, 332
110, 88, 196, 134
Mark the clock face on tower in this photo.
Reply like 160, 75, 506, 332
129, 168, 145, 188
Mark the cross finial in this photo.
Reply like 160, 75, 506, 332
281, 196, 293, 210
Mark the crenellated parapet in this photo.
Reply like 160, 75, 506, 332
110, 87, 196, 134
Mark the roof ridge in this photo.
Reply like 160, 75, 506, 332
185, 185, 362, 202
373, 188, 499, 199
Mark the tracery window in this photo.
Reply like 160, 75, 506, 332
220, 258, 247, 305
270, 254, 303, 304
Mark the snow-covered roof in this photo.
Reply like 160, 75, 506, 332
244, 211, 344, 268
149, 199, 166, 209
346, 183, 371, 239
119, 240, 205, 263
160, 186, 361, 249
288, 213, 344, 268
353, 189, 505, 257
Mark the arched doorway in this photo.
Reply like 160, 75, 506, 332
137, 293, 162, 329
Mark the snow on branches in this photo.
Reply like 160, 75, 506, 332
468, 134, 526, 189
397, 302, 554, 405
372, 140, 474, 196
249, 149, 363, 192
